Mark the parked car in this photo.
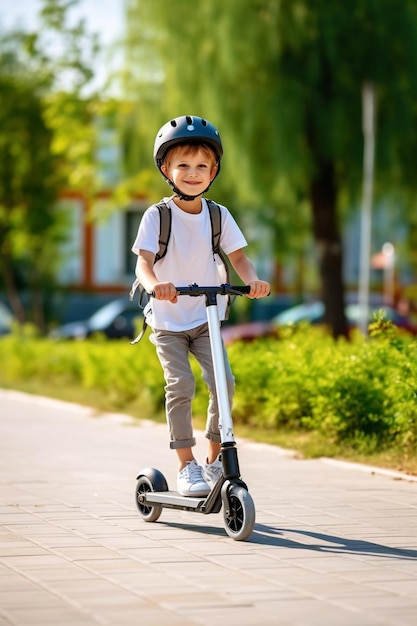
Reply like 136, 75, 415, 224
0, 302, 14, 336
221, 320, 277, 344
274, 301, 416, 333
221, 300, 417, 343
50, 298, 143, 340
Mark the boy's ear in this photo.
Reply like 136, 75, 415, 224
161, 164, 170, 179
210, 164, 218, 180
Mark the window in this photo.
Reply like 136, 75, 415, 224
125, 209, 143, 275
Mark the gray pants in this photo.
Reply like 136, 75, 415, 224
150, 323, 235, 449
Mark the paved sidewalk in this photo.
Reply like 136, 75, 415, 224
0, 389, 416, 626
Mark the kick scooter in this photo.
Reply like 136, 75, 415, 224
135, 283, 256, 541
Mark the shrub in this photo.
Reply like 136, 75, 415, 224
1, 317, 416, 462
228, 321, 417, 457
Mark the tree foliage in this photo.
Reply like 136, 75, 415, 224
121, 0, 417, 336
0, 0, 100, 329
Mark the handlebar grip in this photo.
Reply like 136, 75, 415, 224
230, 285, 251, 295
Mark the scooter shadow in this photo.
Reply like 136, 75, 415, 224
251, 523, 417, 561
158, 520, 417, 560
158, 520, 226, 537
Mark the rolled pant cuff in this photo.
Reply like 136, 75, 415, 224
205, 432, 221, 443
170, 438, 196, 450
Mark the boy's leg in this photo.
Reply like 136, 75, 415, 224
176, 447, 195, 471
151, 329, 196, 454
189, 323, 235, 458
151, 328, 211, 496
207, 440, 221, 465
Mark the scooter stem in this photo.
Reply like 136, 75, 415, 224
205, 301, 235, 445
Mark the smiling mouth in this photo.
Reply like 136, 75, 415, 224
176, 181, 204, 196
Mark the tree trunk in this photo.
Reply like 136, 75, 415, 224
310, 159, 348, 339
0, 247, 26, 324
31, 270, 46, 334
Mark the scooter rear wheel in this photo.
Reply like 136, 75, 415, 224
223, 484, 255, 541
135, 469, 168, 523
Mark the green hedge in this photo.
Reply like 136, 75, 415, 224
1, 316, 416, 460
1, 326, 165, 414
228, 322, 417, 456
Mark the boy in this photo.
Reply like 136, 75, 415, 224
132, 115, 270, 497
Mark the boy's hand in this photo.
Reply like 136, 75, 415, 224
247, 280, 270, 299
152, 282, 178, 303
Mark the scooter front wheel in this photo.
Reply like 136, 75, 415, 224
223, 484, 255, 541
135, 468, 168, 523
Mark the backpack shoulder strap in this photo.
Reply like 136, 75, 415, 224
154, 200, 172, 262
206, 199, 230, 281
129, 199, 172, 325
206, 199, 235, 318
206, 199, 221, 254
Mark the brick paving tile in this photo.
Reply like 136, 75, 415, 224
1, 389, 416, 626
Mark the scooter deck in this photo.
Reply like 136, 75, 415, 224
145, 490, 207, 510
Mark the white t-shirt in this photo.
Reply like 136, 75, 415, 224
131, 197, 248, 331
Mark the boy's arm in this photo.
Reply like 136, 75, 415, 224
135, 250, 178, 302
227, 249, 270, 299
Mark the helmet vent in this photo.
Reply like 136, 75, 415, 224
170, 120, 177, 127
202, 118, 207, 126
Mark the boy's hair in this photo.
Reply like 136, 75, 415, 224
163, 143, 217, 168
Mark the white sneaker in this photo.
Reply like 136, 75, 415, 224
177, 460, 210, 497
203, 455, 223, 487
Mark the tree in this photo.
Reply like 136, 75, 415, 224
121, 0, 417, 337
0, 0, 99, 330
0, 68, 60, 327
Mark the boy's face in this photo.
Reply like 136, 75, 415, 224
161, 145, 218, 197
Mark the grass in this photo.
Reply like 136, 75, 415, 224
234, 424, 417, 476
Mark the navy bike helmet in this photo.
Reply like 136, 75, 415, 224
153, 115, 223, 200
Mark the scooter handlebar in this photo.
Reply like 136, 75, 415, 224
149, 283, 251, 298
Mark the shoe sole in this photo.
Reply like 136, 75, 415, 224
177, 487, 210, 497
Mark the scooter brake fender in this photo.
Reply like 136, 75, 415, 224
220, 478, 248, 509
136, 467, 169, 492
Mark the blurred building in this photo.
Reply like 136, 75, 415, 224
56, 192, 144, 292
51, 122, 147, 322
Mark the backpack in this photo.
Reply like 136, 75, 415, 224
129, 198, 231, 344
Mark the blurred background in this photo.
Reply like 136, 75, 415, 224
1, 0, 417, 340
